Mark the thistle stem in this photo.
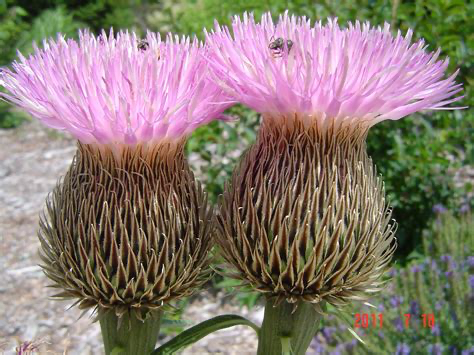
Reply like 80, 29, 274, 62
257, 298, 323, 355
99, 309, 163, 355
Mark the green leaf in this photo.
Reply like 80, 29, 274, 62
347, 327, 366, 345
150, 315, 260, 355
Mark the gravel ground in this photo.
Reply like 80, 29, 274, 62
0, 120, 262, 355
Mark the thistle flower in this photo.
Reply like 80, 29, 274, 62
206, 12, 462, 124
207, 12, 463, 309
1, 31, 228, 145
1, 31, 230, 319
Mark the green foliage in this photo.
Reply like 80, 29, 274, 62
0, 101, 29, 128
158, 299, 190, 336
422, 210, 473, 261
65, 0, 138, 32
0, 4, 85, 128
15, 7, 85, 54
213, 277, 261, 309
366, 113, 468, 258
0, 3, 29, 66
186, 104, 259, 203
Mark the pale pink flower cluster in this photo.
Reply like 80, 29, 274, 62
0, 13, 464, 141
0, 31, 230, 144
205, 12, 463, 127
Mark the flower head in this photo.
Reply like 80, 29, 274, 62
1, 30, 230, 144
206, 12, 463, 127
395, 343, 411, 355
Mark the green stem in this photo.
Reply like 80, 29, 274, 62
151, 315, 260, 355
99, 309, 163, 355
257, 298, 323, 355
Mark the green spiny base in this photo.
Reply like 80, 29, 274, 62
257, 298, 323, 355
99, 309, 163, 355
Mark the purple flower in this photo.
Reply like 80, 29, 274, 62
450, 260, 458, 270
459, 204, 470, 213
431, 324, 441, 337
206, 12, 463, 126
395, 343, 411, 355
449, 345, 459, 355
0, 31, 231, 144
433, 204, 447, 214
428, 344, 443, 355
322, 326, 336, 341
390, 296, 404, 308
445, 270, 454, 278
441, 255, 453, 263
467, 256, 474, 267
430, 260, 441, 274
409, 301, 420, 315
378, 303, 385, 312
469, 275, 474, 289
309, 337, 325, 354
388, 268, 398, 277
411, 264, 424, 273
345, 339, 357, 350
394, 317, 404, 332
435, 301, 444, 311
16, 342, 41, 355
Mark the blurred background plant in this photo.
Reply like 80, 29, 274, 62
311, 209, 474, 354
1, 0, 473, 350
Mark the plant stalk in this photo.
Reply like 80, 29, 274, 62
257, 298, 323, 355
99, 309, 163, 355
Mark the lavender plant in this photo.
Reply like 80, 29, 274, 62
423, 208, 473, 261
313, 211, 474, 354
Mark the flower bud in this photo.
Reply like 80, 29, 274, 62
217, 117, 397, 308
39, 142, 212, 318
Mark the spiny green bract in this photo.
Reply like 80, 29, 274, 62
39, 142, 213, 319
216, 117, 397, 310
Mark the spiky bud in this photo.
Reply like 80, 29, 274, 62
216, 117, 397, 308
39, 142, 212, 318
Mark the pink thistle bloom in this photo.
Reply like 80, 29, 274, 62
205, 12, 464, 127
0, 31, 231, 144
